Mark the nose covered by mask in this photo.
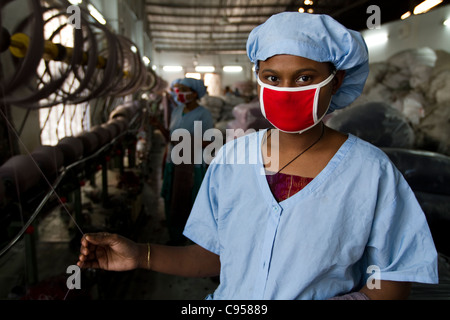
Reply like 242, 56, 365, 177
258, 72, 336, 133
174, 87, 196, 104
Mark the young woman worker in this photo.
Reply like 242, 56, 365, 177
78, 12, 438, 300
150, 77, 214, 245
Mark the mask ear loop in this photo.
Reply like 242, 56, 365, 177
258, 82, 267, 118
312, 71, 336, 123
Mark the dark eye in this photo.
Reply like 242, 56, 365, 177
265, 75, 279, 84
296, 75, 312, 84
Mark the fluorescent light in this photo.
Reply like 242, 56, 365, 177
413, 0, 443, 15
195, 66, 215, 73
68, 0, 82, 4
444, 18, 450, 26
163, 66, 183, 72
142, 56, 150, 66
88, 4, 106, 25
364, 32, 389, 47
185, 72, 201, 79
223, 66, 243, 73
401, 11, 411, 20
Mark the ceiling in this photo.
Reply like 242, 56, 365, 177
145, 0, 449, 55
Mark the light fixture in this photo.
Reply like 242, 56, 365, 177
304, 0, 314, 5
307, 8, 314, 13
298, 7, 305, 13
364, 32, 389, 47
413, 0, 443, 15
195, 66, 215, 73
68, 0, 82, 4
185, 72, 202, 79
223, 66, 243, 73
142, 56, 150, 66
444, 18, 450, 26
88, 4, 106, 25
163, 66, 183, 72
401, 11, 411, 20
130, 46, 138, 53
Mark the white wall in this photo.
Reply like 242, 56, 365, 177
362, 4, 450, 63
152, 50, 254, 94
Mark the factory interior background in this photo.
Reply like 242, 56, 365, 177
0, 0, 450, 300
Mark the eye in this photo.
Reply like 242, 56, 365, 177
265, 75, 279, 84
296, 75, 312, 84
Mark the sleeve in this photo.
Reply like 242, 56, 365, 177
183, 162, 221, 255
364, 163, 439, 285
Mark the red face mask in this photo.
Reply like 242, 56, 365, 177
258, 72, 335, 133
176, 91, 195, 104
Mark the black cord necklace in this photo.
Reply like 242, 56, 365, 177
266, 123, 325, 174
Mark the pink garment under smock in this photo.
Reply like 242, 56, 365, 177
266, 172, 313, 202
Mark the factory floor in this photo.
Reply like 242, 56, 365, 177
1, 131, 450, 301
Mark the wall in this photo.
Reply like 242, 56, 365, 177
152, 50, 254, 95
362, 4, 450, 63
91, 0, 152, 60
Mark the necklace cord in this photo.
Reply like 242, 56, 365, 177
266, 123, 325, 174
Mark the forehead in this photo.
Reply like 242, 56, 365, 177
174, 84, 192, 91
259, 54, 330, 73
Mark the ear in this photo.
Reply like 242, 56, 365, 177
332, 70, 346, 94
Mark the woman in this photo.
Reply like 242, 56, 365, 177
151, 77, 214, 245
78, 13, 438, 300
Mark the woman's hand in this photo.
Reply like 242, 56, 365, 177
78, 232, 146, 271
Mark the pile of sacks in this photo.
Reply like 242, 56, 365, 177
225, 98, 272, 138
200, 94, 246, 124
334, 47, 450, 155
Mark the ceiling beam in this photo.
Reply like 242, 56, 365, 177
154, 39, 247, 46
330, 0, 370, 17
148, 28, 252, 34
145, 1, 290, 9
151, 34, 250, 41
147, 21, 261, 27
154, 46, 247, 53
147, 12, 274, 19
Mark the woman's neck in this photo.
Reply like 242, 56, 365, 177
276, 122, 325, 151
184, 101, 199, 113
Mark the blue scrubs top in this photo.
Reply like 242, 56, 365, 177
183, 131, 438, 300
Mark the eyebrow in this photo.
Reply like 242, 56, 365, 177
260, 67, 319, 74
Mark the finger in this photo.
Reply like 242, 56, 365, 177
77, 259, 99, 269
84, 232, 116, 246
78, 253, 100, 268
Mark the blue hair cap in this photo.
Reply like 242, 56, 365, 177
178, 78, 207, 99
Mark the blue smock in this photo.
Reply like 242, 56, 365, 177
183, 130, 438, 300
